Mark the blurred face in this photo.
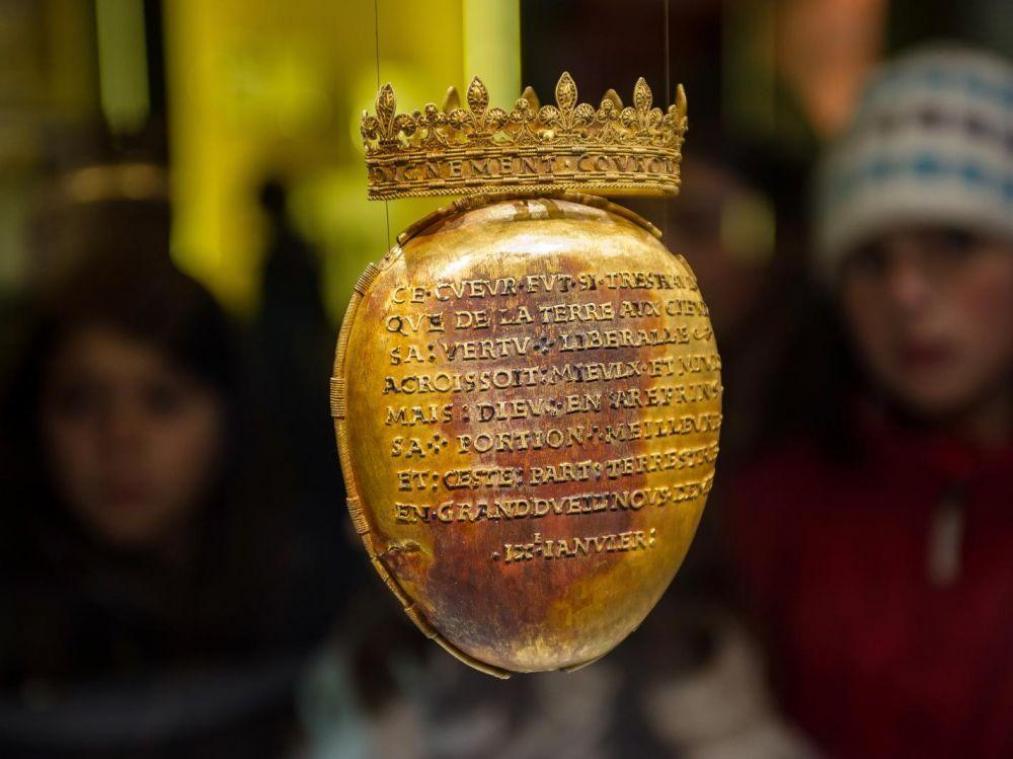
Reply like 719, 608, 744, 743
40, 326, 225, 551
839, 227, 1013, 420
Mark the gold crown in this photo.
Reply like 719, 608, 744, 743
361, 72, 688, 200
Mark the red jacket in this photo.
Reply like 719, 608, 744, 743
730, 410, 1013, 758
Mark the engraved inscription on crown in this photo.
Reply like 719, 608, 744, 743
361, 72, 688, 200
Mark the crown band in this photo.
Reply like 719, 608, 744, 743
362, 72, 688, 200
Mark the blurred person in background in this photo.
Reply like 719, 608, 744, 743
251, 176, 363, 619
730, 45, 1013, 758
0, 199, 335, 757
650, 152, 797, 465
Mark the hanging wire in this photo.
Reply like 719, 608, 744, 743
663, 0, 672, 242
374, 0, 392, 251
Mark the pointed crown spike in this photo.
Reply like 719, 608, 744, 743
601, 89, 623, 110
361, 72, 688, 200
676, 84, 687, 116
521, 86, 540, 110
442, 86, 460, 112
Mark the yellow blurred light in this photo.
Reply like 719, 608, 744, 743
95, 0, 150, 134
464, 0, 519, 100
165, 0, 520, 317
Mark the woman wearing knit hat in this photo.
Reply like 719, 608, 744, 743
729, 45, 1013, 758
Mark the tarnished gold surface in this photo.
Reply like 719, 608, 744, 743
361, 73, 688, 200
332, 192, 721, 676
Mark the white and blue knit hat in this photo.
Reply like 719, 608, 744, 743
816, 45, 1013, 277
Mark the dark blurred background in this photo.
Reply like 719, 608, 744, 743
0, 0, 1008, 315
0, 1, 1010, 758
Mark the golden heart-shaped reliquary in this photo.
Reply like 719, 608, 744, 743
331, 73, 721, 677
